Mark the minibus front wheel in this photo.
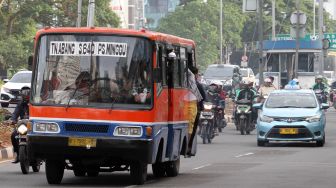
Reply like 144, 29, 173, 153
45, 159, 65, 184
130, 161, 147, 185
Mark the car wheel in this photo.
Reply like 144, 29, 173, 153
1, 103, 9, 108
257, 140, 266, 147
130, 162, 147, 185
316, 135, 325, 147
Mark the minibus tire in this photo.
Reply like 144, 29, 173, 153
45, 159, 64, 184
165, 158, 180, 177
152, 163, 166, 177
131, 162, 147, 185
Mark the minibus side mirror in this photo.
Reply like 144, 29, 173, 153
253, 103, 263, 109
27, 55, 33, 70
3, 79, 9, 83
153, 68, 162, 83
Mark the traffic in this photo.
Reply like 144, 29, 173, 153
1, 1, 336, 187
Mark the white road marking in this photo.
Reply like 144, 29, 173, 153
235, 152, 254, 158
0, 159, 11, 164
192, 163, 212, 170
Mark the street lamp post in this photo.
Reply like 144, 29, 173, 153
220, 0, 223, 64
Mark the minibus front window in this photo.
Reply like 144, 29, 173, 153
32, 34, 153, 109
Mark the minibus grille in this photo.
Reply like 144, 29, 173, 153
64, 123, 109, 133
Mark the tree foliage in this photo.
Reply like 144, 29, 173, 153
0, 0, 120, 72
157, 0, 246, 70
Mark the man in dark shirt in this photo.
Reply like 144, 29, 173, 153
188, 67, 206, 155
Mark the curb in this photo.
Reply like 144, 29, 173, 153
0, 146, 13, 160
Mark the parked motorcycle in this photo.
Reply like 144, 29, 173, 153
198, 102, 216, 144
235, 99, 253, 135
16, 119, 42, 174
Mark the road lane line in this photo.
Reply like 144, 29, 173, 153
192, 163, 212, 170
235, 152, 254, 158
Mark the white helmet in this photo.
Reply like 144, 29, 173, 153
210, 80, 223, 86
293, 78, 299, 82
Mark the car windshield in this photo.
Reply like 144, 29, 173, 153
240, 69, 248, 77
204, 66, 234, 77
9, 72, 32, 83
32, 34, 153, 108
265, 93, 317, 108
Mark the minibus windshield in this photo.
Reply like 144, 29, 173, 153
32, 34, 153, 109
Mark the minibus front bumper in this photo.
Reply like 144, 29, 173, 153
28, 135, 154, 163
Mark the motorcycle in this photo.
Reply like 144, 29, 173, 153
314, 89, 327, 104
214, 100, 227, 132
16, 119, 42, 174
198, 102, 216, 144
235, 99, 253, 135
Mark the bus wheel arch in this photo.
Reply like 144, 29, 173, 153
152, 139, 166, 177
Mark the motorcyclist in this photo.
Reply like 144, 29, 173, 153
10, 87, 30, 163
312, 75, 328, 103
258, 77, 276, 100
234, 80, 258, 123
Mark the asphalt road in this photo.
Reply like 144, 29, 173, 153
1, 110, 336, 188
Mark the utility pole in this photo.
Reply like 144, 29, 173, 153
76, 0, 82, 27
313, 0, 316, 36
272, 0, 276, 40
318, 0, 324, 75
87, 0, 95, 27
294, 0, 300, 79
258, 0, 264, 84
220, 0, 223, 64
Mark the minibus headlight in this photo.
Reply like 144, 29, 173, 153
114, 126, 142, 137
34, 122, 60, 133
18, 124, 28, 135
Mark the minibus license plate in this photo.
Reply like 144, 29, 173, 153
279, 128, 298, 135
68, 138, 97, 147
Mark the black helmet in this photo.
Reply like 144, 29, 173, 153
21, 87, 30, 102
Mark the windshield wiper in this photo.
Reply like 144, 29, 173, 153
66, 86, 80, 109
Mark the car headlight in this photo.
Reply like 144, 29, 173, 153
306, 115, 321, 123
203, 103, 213, 110
33, 122, 60, 133
18, 124, 28, 135
114, 126, 142, 137
260, 115, 274, 123
1, 86, 10, 93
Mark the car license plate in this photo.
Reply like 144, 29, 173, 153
68, 137, 97, 147
279, 128, 298, 134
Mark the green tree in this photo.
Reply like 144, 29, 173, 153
157, 0, 246, 70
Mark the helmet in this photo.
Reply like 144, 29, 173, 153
240, 80, 249, 89
21, 87, 30, 102
293, 78, 299, 83
315, 75, 323, 80
210, 80, 223, 86
264, 78, 271, 83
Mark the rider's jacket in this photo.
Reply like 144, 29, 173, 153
235, 88, 257, 102
312, 83, 328, 92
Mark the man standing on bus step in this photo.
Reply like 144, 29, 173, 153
187, 67, 206, 156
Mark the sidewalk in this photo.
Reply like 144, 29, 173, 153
0, 146, 13, 161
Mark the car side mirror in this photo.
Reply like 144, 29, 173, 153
321, 103, 329, 109
253, 103, 263, 109
3, 79, 9, 83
